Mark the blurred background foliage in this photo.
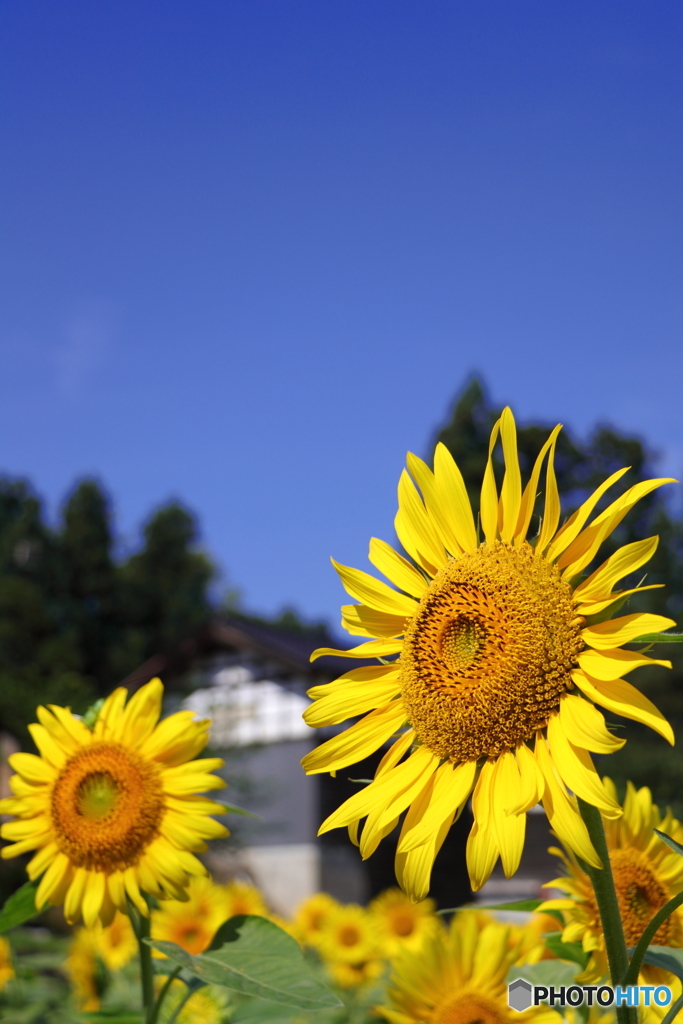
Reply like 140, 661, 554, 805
0, 374, 681, 798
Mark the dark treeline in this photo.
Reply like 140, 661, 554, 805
433, 377, 683, 810
0, 481, 214, 741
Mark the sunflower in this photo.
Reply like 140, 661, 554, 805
96, 910, 138, 970
369, 888, 438, 955
328, 957, 385, 989
0, 935, 14, 993
221, 878, 269, 918
66, 927, 105, 1011
318, 903, 381, 964
0, 679, 229, 927
293, 892, 341, 947
375, 909, 558, 1024
156, 977, 231, 1024
152, 875, 228, 956
541, 779, 683, 983
302, 408, 676, 896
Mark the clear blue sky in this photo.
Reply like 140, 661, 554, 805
2, 1, 683, 630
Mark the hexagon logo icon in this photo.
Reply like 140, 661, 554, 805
508, 979, 533, 1012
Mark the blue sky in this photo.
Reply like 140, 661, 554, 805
1, 1, 683, 630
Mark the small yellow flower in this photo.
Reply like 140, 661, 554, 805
96, 910, 137, 971
369, 888, 438, 955
65, 927, 104, 1011
156, 977, 231, 1024
0, 679, 229, 927
302, 409, 676, 897
318, 903, 381, 964
0, 935, 15, 992
328, 957, 385, 989
375, 910, 558, 1024
541, 779, 683, 983
221, 878, 269, 918
293, 892, 341, 947
152, 875, 230, 955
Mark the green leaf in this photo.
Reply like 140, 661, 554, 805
544, 932, 589, 968
146, 915, 342, 1010
220, 802, 260, 819
633, 632, 683, 643
0, 879, 40, 934
82, 697, 106, 730
638, 946, 683, 980
655, 829, 683, 857
438, 899, 543, 914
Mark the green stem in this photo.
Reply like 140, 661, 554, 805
577, 798, 637, 1024
623, 888, 683, 986
660, 991, 683, 1024
165, 987, 196, 1024
130, 902, 155, 1024
149, 964, 182, 1024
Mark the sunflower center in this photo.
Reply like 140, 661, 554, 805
610, 849, 674, 947
339, 925, 361, 947
400, 542, 584, 761
51, 741, 164, 871
431, 991, 508, 1024
390, 912, 415, 937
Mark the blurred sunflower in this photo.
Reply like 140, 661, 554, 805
375, 910, 558, 1024
221, 878, 269, 918
66, 927, 105, 1011
318, 903, 381, 965
369, 888, 438, 955
328, 957, 385, 989
156, 977, 231, 1024
293, 892, 341, 947
0, 679, 229, 926
303, 408, 676, 895
97, 910, 137, 971
152, 875, 227, 956
0, 935, 15, 992
541, 779, 683, 982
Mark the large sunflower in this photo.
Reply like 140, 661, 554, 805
541, 779, 683, 983
375, 909, 557, 1024
302, 408, 676, 897
0, 679, 229, 927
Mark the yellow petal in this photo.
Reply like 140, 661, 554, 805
571, 670, 674, 745
406, 452, 462, 557
490, 753, 526, 877
396, 771, 455, 901
398, 760, 476, 853
36, 852, 71, 909
375, 730, 415, 777
318, 746, 437, 835
82, 871, 106, 927
515, 424, 561, 547
310, 638, 403, 661
466, 818, 499, 892
332, 559, 418, 617
499, 407, 522, 544
546, 467, 630, 562
368, 537, 429, 598
576, 584, 664, 616
511, 743, 546, 814
574, 536, 659, 601
301, 700, 407, 775
559, 694, 625, 753
303, 676, 401, 727
64, 867, 88, 924
308, 664, 400, 699
28, 724, 67, 769
94, 686, 128, 738
395, 468, 447, 574
123, 868, 148, 916
8, 752, 55, 784
433, 442, 477, 553
577, 647, 672, 680
582, 613, 675, 649
341, 603, 408, 639
547, 713, 622, 817
114, 677, 164, 746
480, 418, 501, 546
534, 734, 600, 869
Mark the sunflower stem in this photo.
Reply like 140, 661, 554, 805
131, 900, 155, 1023
577, 798, 637, 1024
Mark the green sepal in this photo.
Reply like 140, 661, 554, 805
544, 931, 590, 968
633, 632, 683, 643
83, 697, 106, 730
654, 828, 683, 857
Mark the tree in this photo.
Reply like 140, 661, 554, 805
0, 480, 216, 741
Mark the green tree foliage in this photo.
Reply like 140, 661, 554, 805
432, 377, 683, 809
0, 479, 215, 742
